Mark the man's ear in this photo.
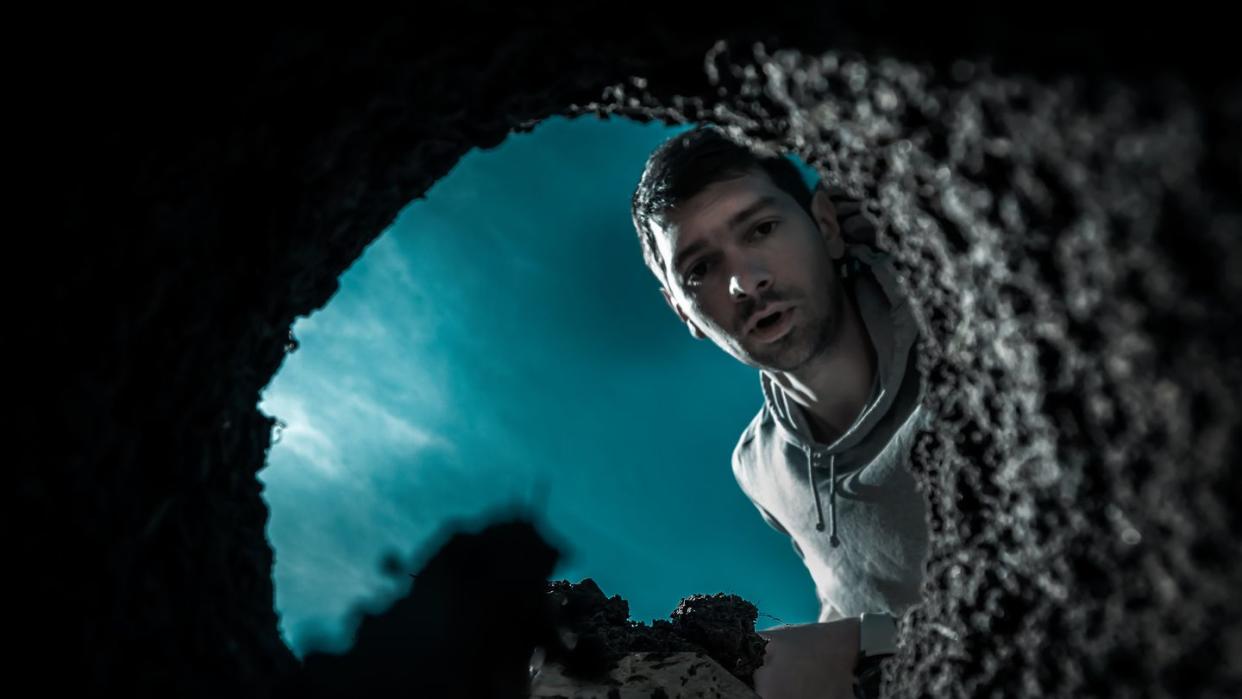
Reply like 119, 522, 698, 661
659, 285, 706, 339
811, 186, 846, 260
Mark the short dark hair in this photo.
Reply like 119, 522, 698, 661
630, 125, 815, 285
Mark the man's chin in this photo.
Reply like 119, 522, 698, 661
744, 343, 815, 373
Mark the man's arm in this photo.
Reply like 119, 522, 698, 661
853, 613, 900, 699
733, 443, 867, 697
743, 503, 862, 698
754, 618, 860, 699
754, 615, 898, 699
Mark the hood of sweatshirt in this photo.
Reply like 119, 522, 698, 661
758, 243, 923, 542
732, 242, 929, 620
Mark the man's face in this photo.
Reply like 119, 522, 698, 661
652, 169, 847, 372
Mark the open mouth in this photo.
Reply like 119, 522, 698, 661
755, 310, 784, 330
749, 307, 793, 342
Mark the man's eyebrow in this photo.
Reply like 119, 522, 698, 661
672, 239, 709, 275
726, 195, 778, 232
671, 195, 777, 273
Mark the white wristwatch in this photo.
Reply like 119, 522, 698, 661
859, 612, 898, 657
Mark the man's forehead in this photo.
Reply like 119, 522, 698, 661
653, 174, 784, 268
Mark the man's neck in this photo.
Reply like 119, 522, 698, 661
766, 288, 877, 445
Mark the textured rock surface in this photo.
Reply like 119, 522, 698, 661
600, 48, 1241, 699
530, 652, 760, 698
18, 5, 1240, 698
541, 579, 767, 688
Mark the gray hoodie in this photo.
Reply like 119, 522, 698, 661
730, 242, 930, 624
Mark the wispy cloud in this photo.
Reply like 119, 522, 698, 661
339, 389, 452, 453
264, 392, 348, 481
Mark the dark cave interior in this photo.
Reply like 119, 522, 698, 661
16, 5, 1241, 698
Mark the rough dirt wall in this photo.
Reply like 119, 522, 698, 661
594, 46, 1240, 698
17, 5, 1238, 698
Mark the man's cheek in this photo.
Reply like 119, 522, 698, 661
699, 308, 733, 338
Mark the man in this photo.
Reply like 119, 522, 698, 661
630, 125, 930, 699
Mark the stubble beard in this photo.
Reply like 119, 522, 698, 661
748, 277, 846, 373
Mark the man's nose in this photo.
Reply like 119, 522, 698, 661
728, 263, 772, 300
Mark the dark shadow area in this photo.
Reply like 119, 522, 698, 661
17, 5, 1241, 698
274, 514, 559, 698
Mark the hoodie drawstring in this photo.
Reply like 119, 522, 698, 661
806, 446, 841, 547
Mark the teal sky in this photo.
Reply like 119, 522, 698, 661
258, 115, 824, 656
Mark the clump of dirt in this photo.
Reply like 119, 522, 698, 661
540, 578, 768, 688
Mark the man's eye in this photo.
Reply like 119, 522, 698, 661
686, 261, 709, 284
753, 220, 777, 238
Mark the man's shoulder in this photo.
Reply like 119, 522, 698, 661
731, 402, 775, 478
732, 403, 768, 450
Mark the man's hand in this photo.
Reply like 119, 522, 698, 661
752, 617, 860, 699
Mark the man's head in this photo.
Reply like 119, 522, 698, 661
631, 125, 849, 372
